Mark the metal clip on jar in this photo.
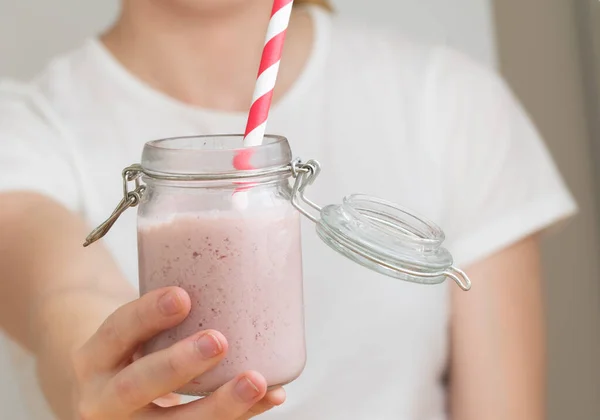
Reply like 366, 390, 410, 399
85, 134, 471, 396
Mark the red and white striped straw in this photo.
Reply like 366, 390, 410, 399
243, 0, 294, 147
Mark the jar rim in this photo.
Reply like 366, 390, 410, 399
145, 134, 288, 153
141, 134, 293, 178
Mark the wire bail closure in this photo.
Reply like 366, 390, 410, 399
290, 159, 323, 223
83, 160, 471, 291
83, 165, 145, 247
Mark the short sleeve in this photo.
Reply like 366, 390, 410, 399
0, 81, 81, 211
426, 49, 578, 267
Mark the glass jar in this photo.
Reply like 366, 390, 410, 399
85, 134, 471, 396
139, 135, 305, 395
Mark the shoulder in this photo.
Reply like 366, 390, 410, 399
0, 80, 56, 141
326, 14, 436, 85
0, 80, 82, 211
422, 46, 530, 157
426, 46, 514, 114
4, 40, 105, 123
0, 40, 107, 146
0, 43, 96, 144
324, 14, 510, 116
326, 13, 507, 94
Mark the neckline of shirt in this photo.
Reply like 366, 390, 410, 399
86, 5, 332, 124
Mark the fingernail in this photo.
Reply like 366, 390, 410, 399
195, 333, 223, 358
158, 290, 182, 316
234, 376, 261, 402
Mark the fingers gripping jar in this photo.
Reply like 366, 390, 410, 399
85, 134, 471, 396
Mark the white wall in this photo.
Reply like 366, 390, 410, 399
0, 0, 496, 80
0, 0, 119, 79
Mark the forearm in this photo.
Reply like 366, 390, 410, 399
1, 192, 133, 338
0, 193, 136, 417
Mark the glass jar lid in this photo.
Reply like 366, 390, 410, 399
317, 195, 468, 288
290, 160, 471, 291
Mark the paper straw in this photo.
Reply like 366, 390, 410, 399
243, 0, 294, 148
232, 0, 294, 209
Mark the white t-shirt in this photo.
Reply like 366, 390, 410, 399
0, 6, 576, 420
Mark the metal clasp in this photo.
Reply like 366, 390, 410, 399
290, 159, 323, 223
83, 165, 146, 247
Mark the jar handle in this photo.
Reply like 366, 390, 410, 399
83, 165, 145, 247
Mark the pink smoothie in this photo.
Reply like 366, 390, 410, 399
138, 207, 306, 395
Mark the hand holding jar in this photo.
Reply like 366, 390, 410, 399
71, 286, 286, 420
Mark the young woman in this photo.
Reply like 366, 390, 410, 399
0, 0, 576, 419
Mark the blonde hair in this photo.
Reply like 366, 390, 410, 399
294, 0, 333, 11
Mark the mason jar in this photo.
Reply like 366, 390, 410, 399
84, 134, 471, 396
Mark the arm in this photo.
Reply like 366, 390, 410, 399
449, 236, 545, 419
0, 192, 136, 417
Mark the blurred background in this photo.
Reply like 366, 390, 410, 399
0, 0, 598, 418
